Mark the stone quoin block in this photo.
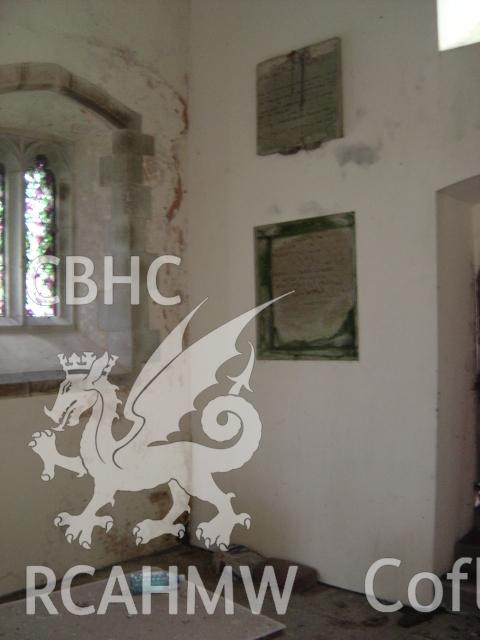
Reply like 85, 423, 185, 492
113, 131, 155, 156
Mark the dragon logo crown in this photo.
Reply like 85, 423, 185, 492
58, 352, 96, 375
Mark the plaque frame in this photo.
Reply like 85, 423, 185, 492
255, 213, 358, 360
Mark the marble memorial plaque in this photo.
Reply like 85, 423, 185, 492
255, 213, 358, 359
257, 38, 343, 156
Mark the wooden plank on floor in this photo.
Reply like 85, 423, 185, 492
0, 579, 285, 639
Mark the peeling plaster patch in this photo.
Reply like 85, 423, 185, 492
174, 226, 185, 251
149, 489, 170, 508
84, 36, 188, 121
176, 94, 189, 134
67, 35, 187, 142
167, 172, 183, 222
143, 156, 165, 185
103, 528, 137, 556
85, 36, 165, 83
336, 141, 381, 167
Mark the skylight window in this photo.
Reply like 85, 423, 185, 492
437, 0, 480, 51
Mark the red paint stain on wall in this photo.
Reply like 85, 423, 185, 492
167, 174, 183, 222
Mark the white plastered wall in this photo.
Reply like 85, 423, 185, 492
187, 0, 480, 603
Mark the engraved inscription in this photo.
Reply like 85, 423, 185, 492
257, 38, 343, 155
271, 228, 354, 345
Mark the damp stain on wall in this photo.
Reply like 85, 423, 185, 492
335, 141, 381, 167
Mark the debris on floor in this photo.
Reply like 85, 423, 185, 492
127, 567, 185, 593
213, 544, 265, 579
397, 607, 441, 628
3, 544, 479, 639
213, 544, 318, 593
254, 558, 318, 593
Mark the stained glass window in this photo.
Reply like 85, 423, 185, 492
24, 155, 57, 317
0, 165, 5, 317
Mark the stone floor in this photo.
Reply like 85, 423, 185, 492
3, 543, 480, 639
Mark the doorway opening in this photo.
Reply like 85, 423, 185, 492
436, 175, 480, 575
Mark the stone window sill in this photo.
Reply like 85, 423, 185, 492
0, 330, 129, 397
